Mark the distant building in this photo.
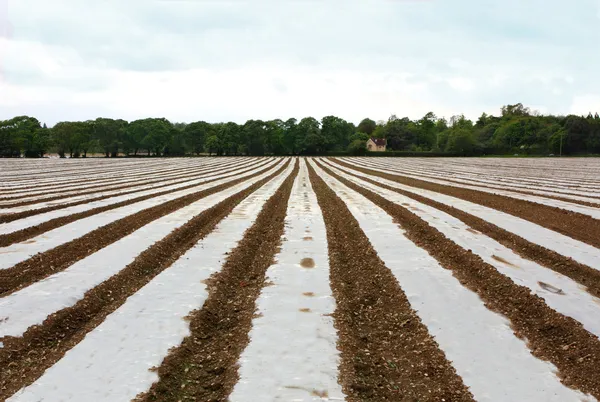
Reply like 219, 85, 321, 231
366, 137, 387, 152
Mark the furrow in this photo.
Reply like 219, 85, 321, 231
4, 162, 295, 402
0, 158, 270, 227
136, 160, 299, 402
320, 159, 600, 340
229, 158, 344, 401
0, 159, 278, 249
334, 158, 600, 250
0, 158, 244, 206
316, 159, 600, 400
0, 160, 292, 401
343, 157, 600, 221
0, 159, 283, 295
322, 158, 600, 299
306, 160, 473, 401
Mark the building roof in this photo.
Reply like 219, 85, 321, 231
369, 137, 387, 147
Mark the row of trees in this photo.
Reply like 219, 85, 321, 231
1, 104, 599, 157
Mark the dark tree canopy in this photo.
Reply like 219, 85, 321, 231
2, 105, 599, 157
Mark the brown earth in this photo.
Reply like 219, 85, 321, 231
317, 160, 600, 399
0, 160, 177, 184
308, 161, 473, 402
0, 159, 266, 223
325, 160, 600, 299
136, 161, 299, 402
0, 158, 247, 206
0, 161, 285, 296
362, 160, 600, 204
0, 160, 276, 248
0, 161, 291, 401
411, 170, 600, 206
0, 160, 199, 196
332, 159, 600, 249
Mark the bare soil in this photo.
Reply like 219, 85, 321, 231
332, 159, 600, 249
0, 161, 290, 401
137, 161, 299, 402
328, 160, 600, 299
0, 159, 269, 225
319, 160, 600, 400
308, 162, 473, 402
0, 161, 283, 296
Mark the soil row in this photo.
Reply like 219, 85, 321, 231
318, 160, 600, 400
332, 159, 600, 249
0, 161, 284, 296
0, 161, 291, 401
0, 159, 269, 225
0, 159, 224, 194
0, 161, 274, 247
307, 162, 473, 401
392, 169, 600, 206
0, 158, 245, 205
0, 159, 181, 184
326, 160, 600, 299
367, 161, 600, 201
136, 160, 299, 402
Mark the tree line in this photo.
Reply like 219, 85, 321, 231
1, 103, 599, 158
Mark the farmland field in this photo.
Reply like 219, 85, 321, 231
1, 156, 600, 401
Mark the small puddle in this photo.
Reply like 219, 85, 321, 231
303, 292, 315, 297
300, 258, 315, 268
492, 255, 520, 269
538, 281, 565, 295
299, 308, 311, 313
303, 236, 313, 241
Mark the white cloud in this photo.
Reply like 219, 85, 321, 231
0, 0, 599, 125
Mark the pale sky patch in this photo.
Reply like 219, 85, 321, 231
1, 0, 599, 126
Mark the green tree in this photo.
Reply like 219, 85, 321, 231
357, 118, 377, 136
296, 117, 323, 154
347, 139, 367, 155
321, 115, 354, 151
184, 121, 212, 155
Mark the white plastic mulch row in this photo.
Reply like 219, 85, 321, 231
0, 160, 289, 342
309, 159, 593, 402
378, 158, 600, 193
342, 158, 600, 219
0, 159, 271, 235
6, 160, 296, 402
363, 160, 600, 201
0, 158, 204, 194
390, 158, 600, 188
230, 159, 344, 401
0, 159, 248, 201
320, 159, 600, 340
0, 159, 283, 270
0, 159, 170, 180
0, 158, 267, 216
0, 159, 190, 189
328, 159, 600, 271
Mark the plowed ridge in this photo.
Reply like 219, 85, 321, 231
2, 156, 600, 402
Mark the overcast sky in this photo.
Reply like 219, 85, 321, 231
1, 0, 600, 126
